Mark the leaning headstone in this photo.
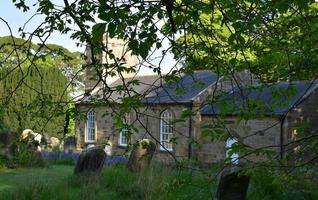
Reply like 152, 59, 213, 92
127, 139, 156, 172
216, 168, 250, 200
74, 146, 106, 175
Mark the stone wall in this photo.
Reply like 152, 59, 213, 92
284, 87, 318, 160
196, 116, 281, 164
84, 35, 138, 93
75, 104, 193, 161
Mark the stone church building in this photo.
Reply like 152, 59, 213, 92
75, 37, 318, 164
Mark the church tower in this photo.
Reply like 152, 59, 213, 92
84, 34, 138, 93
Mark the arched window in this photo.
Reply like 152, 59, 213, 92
86, 110, 96, 143
226, 138, 239, 164
119, 114, 129, 146
160, 110, 173, 151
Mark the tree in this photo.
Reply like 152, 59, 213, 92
3, 0, 318, 197
0, 36, 83, 136
171, 1, 318, 82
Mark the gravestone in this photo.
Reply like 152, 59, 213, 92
127, 139, 156, 172
216, 168, 250, 200
104, 141, 112, 156
20, 129, 43, 152
74, 146, 106, 175
49, 137, 60, 150
0, 131, 15, 147
64, 136, 76, 152
0, 131, 17, 159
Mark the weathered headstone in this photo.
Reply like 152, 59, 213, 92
104, 141, 112, 156
127, 139, 156, 172
64, 136, 76, 152
50, 137, 60, 150
20, 129, 43, 152
0, 131, 15, 147
216, 168, 250, 200
0, 131, 17, 160
74, 146, 106, 175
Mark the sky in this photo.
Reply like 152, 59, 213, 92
0, 1, 177, 75
0, 0, 83, 52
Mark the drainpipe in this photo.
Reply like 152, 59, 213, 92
280, 115, 286, 159
188, 103, 193, 159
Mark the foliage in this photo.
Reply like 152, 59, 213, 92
251, 4, 318, 81
1, 163, 318, 199
247, 166, 318, 200
0, 154, 9, 169
4, 0, 318, 196
173, 1, 318, 82
12, 138, 47, 168
0, 36, 83, 136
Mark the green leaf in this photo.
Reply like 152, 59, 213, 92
108, 23, 116, 38
139, 45, 149, 59
92, 23, 106, 44
128, 39, 139, 53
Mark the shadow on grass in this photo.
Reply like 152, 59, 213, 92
0, 163, 214, 200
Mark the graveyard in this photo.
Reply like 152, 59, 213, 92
1, 0, 318, 199
0, 163, 317, 199
0, 145, 318, 199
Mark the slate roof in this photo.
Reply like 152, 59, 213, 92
78, 75, 161, 103
143, 70, 218, 104
201, 81, 318, 116
108, 75, 162, 102
79, 70, 218, 104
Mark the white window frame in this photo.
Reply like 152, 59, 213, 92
85, 110, 96, 143
119, 114, 129, 146
160, 110, 173, 151
226, 137, 239, 164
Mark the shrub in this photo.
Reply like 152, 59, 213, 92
247, 166, 318, 200
0, 154, 8, 168
12, 140, 47, 168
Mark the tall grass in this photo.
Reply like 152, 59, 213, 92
246, 166, 318, 200
1, 163, 317, 200
0, 163, 214, 200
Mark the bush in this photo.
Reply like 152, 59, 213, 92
0, 154, 8, 168
247, 166, 318, 200
13, 140, 47, 168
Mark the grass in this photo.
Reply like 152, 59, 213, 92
0, 163, 215, 200
1, 163, 318, 200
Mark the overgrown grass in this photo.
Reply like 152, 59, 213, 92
0, 163, 317, 200
246, 166, 318, 200
0, 163, 214, 200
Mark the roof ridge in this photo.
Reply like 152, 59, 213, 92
132, 74, 160, 78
